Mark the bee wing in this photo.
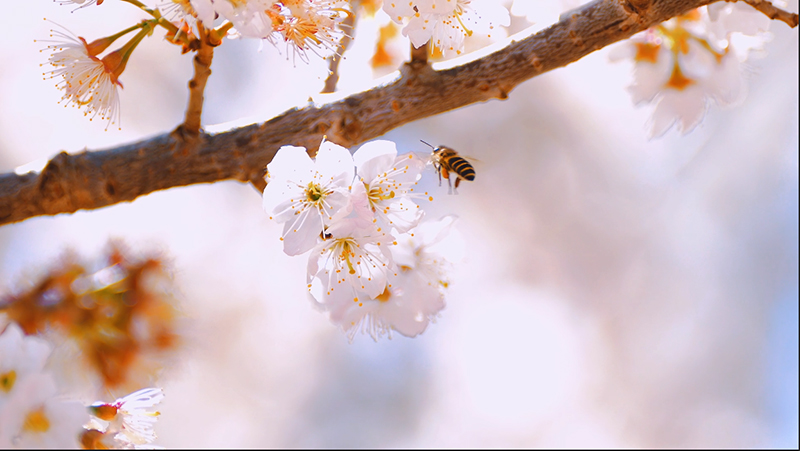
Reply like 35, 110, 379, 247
462, 155, 483, 167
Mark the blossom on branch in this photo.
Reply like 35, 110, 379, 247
262, 140, 356, 256
307, 218, 395, 303
260, 137, 465, 340
611, 6, 773, 137
312, 215, 459, 341
273, 0, 351, 62
384, 0, 510, 58
352, 140, 427, 233
159, 0, 218, 29
42, 27, 123, 129
213, 0, 350, 61
215, 0, 279, 39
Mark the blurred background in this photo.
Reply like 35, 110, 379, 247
0, 0, 797, 447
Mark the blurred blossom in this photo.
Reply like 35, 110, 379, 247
213, 0, 351, 62
0, 323, 51, 404
610, 6, 772, 137
0, 374, 86, 448
0, 324, 86, 449
0, 244, 183, 398
214, 0, 280, 39
384, 0, 510, 58
158, 0, 216, 29
369, 20, 405, 73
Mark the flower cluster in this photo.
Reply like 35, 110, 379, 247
46, 1, 352, 128
0, 322, 166, 449
611, 4, 773, 137
174, 0, 352, 61
383, 0, 510, 58
263, 138, 460, 340
0, 323, 86, 448
0, 244, 183, 396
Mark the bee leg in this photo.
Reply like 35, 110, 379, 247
453, 177, 461, 195
447, 177, 453, 195
440, 167, 451, 191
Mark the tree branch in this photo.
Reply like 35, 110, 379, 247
2, 0, 793, 226
739, 0, 799, 27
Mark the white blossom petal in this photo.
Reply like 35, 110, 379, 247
649, 85, 707, 137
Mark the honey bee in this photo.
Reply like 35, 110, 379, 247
421, 140, 476, 194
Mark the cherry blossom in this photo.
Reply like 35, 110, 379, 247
312, 215, 461, 341
42, 26, 124, 129
0, 324, 86, 449
88, 387, 164, 446
352, 140, 427, 233
0, 374, 85, 448
611, 6, 772, 137
384, 0, 510, 58
307, 218, 395, 305
262, 140, 355, 256
0, 323, 51, 405
215, 0, 279, 40
159, 0, 218, 28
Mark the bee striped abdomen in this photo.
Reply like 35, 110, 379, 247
448, 157, 475, 181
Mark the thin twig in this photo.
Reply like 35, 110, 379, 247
176, 22, 215, 139
1, 0, 770, 226
738, 0, 799, 27
321, 2, 359, 93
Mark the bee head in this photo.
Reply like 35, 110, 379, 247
420, 140, 444, 157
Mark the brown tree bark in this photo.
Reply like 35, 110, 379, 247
0, 0, 795, 226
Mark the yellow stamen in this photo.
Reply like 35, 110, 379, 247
454, 12, 473, 37
634, 42, 660, 63
376, 286, 392, 302
305, 182, 324, 202
23, 407, 50, 433
665, 62, 694, 90
341, 242, 357, 275
1, 370, 16, 393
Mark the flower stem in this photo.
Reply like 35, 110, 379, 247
180, 22, 215, 138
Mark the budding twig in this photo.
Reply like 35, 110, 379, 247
738, 0, 799, 27
176, 22, 215, 139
